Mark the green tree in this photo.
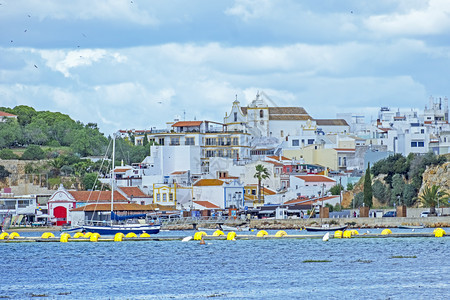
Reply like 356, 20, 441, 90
82, 172, 102, 190
363, 163, 373, 208
352, 192, 364, 208
419, 185, 449, 215
372, 180, 389, 204
254, 164, 270, 204
402, 184, 417, 207
0, 149, 19, 159
346, 182, 354, 191
21, 145, 45, 160
391, 174, 405, 205
0, 165, 11, 179
329, 184, 344, 195
0, 119, 23, 147
23, 118, 49, 145
12, 105, 36, 126
143, 132, 149, 147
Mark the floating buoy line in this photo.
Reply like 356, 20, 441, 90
0, 229, 447, 243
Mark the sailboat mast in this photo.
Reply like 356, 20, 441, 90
111, 134, 116, 216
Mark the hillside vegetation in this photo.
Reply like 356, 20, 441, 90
0, 105, 149, 190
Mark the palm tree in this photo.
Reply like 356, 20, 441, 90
419, 185, 449, 215
254, 164, 270, 205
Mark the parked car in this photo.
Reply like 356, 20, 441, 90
382, 211, 397, 217
420, 211, 430, 217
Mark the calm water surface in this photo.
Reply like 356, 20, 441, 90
1, 229, 449, 299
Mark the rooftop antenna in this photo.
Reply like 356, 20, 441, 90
183, 109, 186, 121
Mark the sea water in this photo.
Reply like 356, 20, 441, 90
0, 229, 449, 299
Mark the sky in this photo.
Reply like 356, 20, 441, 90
1, 0, 450, 136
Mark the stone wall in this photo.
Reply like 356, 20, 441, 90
420, 162, 450, 197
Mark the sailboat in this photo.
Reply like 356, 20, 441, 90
79, 133, 161, 235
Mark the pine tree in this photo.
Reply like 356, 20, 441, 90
363, 162, 373, 208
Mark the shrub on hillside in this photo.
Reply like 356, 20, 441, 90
0, 148, 19, 159
21, 145, 45, 160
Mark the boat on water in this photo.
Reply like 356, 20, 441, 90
64, 134, 161, 236
398, 225, 424, 230
304, 224, 348, 232
220, 224, 251, 232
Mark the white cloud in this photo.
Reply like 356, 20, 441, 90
5, 0, 158, 25
365, 0, 450, 36
225, 0, 273, 21
39, 49, 125, 77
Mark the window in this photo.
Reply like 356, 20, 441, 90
234, 112, 237, 122
226, 137, 231, 145
251, 189, 256, 195
206, 138, 216, 145
185, 137, 195, 145
420, 129, 425, 134
339, 157, 342, 166
281, 130, 284, 137
232, 137, 239, 145
156, 194, 161, 202
308, 139, 314, 145
163, 194, 167, 202
411, 141, 417, 147
169, 193, 173, 201
292, 139, 299, 146
206, 150, 215, 157
218, 137, 224, 145
418, 141, 424, 147
343, 157, 346, 166
170, 137, 180, 146
158, 138, 165, 146
260, 110, 264, 118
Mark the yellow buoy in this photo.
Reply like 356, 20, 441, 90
226, 231, 236, 241
90, 233, 100, 242
334, 230, 343, 239
194, 231, 207, 240
60, 233, 70, 243
84, 232, 93, 238
213, 230, 224, 236
257, 230, 268, 237
73, 232, 85, 238
114, 233, 125, 242
140, 232, 151, 238
125, 232, 137, 238
41, 232, 55, 239
9, 232, 20, 239
0, 232, 9, 239
434, 228, 446, 237
351, 230, 359, 236
343, 230, 352, 238
381, 229, 392, 235
275, 230, 287, 237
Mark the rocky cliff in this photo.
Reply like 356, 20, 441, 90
420, 161, 450, 195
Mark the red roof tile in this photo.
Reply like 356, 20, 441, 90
119, 187, 147, 198
68, 191, 128, 202
172, 121, 203, 127
194, 179, 224, 186
193, 201, 220, 209
71, 203, 175, 212
295, 175, 336, 183
0, 111, 17, 117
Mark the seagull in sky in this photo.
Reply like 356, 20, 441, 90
34, 64, 38, 68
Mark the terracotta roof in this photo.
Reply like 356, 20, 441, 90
119, 187, 148, 198
267, 155, 291, 161
295, 175, 336, 183
0, 111, 17, 117
315, 119, 349, 126
114, 168, 131, 173
172, 121, 203, 127
71, 203, 175, 212
269, 107, 311, 120
244, 185, 277, 195
171, 171, 187, 175
68, 191, 128, 202
194, 179, 224, 186
266, 161, 283, 166
193, 201, 220, 209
